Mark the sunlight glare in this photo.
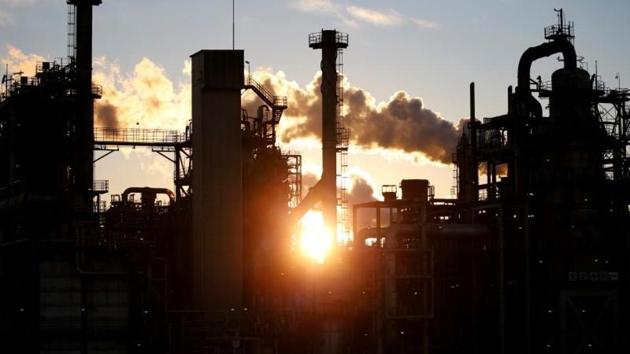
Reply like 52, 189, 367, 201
299, 210, 333, 264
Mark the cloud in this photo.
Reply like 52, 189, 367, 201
292, 0, 336, 13
3, 46, 455, 164
410, 17, 439, 29
182, 59, 191, 77
346, 5, 403, 27
302, 171, 320, 191
291, 0, 357, 27
0, 45, 46, 76
347, 174, 377, 205
302, 169, 378, 231
244, 70, 459, 164
93, 57, 191, 130
290, 1, 437, 30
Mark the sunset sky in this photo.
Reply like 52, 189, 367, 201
1, 0, 629, 202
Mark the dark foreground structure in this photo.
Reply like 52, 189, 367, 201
0, 3, 628, 354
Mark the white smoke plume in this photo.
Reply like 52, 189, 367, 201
0, 45, 45, 77
93, 57, 190, 130
3, 45, 460, 164
243, 70, 460, 164
303, 170, 377, 206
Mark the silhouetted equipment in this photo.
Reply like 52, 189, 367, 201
1, 5, 630, 354
69, 0, 102, 209
296, 30, 349, 239
353, 8, 630, 354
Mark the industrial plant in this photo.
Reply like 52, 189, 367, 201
0, 1, 629, 354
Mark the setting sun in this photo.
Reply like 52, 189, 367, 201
298, 210, 333, 264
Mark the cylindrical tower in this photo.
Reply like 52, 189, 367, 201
68, 0, 102, 208
308, 30, 348, 238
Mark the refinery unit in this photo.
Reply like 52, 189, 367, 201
0, 2, 629, 354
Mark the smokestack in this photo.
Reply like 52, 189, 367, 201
68, 0, 101, 207
309, 30, 348, 238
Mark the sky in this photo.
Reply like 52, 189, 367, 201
1, 0, 629, 203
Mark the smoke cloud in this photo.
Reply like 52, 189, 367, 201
244, 70, 460, 164
303, 170, 377, 206
0, 45, 45, 77
3, 45, 460, 164
347, 175, 377, 205
302, 169, 377, 231
92, 57, 190, 130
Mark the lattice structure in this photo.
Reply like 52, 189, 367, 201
336, 48, 350, 242
94, 127, 185, 147
591, 74, 630, 181
284, 154, 302, 208
244, 75, 288, 144
544, 8, 574, 43
93, 125, 192, 199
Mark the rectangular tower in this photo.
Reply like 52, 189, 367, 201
191, 50, 244, 313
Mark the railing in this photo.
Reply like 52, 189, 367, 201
94, 127, 185, 146
246, 75, 273, 101
544, 24, 573, 41
538, 80, 552, 91
273, 96, 288, 107
336, 32, 349, 45
93, 201, 107, 214
308, 31, 349, 46
245, 75, 288, 109
92, 180, 109, 193
35, 59, 72, 74
91, 83, 103, 97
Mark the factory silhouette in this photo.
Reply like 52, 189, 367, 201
0, 2, 629, 354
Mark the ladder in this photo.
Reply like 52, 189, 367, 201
67, 4, 76, 59
336, 48, 350, 243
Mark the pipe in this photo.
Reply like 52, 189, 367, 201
121, 187, 175, 204
288, 180, 323, 227
470, 82, 478, 200
517, 39, 576, 93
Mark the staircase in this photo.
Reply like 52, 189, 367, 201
244, 75, 288, 123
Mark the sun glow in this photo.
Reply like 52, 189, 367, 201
298, 210, 333, 264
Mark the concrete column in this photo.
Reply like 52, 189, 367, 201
191, 50, 244, 313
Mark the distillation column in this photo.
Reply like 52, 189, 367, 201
69, 0, 101, 207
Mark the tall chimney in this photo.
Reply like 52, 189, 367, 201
309, 30, 348, 238
68, 0, 101, 207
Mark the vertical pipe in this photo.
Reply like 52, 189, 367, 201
174, 147, 181, 200
523, 205, 531, 354
232, 0, 235, 50
498, 207, 505, 354
352, 206, 357, 243
507, 85, 513, 114
470, 82, 478, 202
